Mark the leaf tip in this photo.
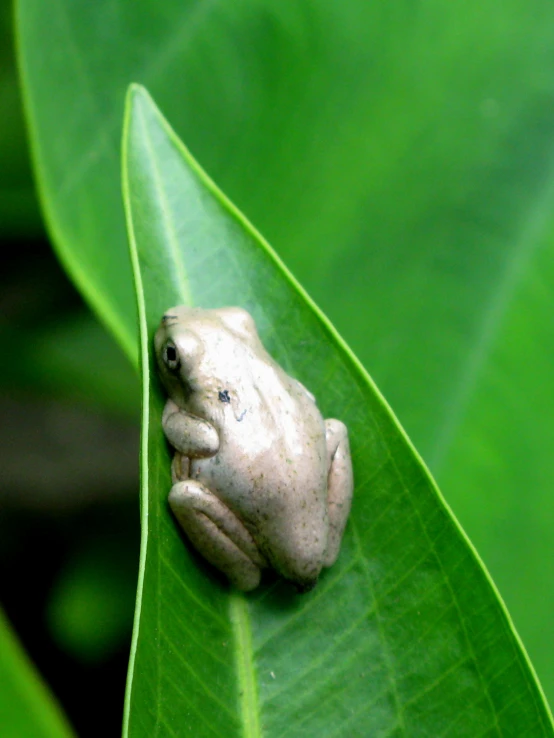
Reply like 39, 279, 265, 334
125, 82, 148, 106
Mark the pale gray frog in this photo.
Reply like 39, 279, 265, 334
155, 306, 353, 592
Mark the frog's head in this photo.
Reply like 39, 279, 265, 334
154, 306, 206, 407
155, 305, 262, 408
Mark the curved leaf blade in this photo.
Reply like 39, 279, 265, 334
122, 84, 553, 737
0, 607, 75, 738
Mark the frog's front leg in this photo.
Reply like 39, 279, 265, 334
169, 481, 267, 591
162, 399, 219, 458
324, 419, 353, 567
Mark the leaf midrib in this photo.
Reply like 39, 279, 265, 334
229, 592, 261, 738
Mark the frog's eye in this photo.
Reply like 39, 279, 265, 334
163, 341, 180, 371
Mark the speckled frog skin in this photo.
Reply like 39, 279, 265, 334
155, 306, 353, 592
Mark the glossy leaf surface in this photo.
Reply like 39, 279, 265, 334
122, 85, 553, 737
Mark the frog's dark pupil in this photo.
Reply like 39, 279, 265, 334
166, 346, 177, 363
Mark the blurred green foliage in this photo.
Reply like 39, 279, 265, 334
46, 534, 137, 664
0, 0, 39, 234
1, 0, 554, 732
0, 608, 73, 738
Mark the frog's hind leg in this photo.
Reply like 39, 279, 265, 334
169, 480, 265, 591
324, 419, 354, 567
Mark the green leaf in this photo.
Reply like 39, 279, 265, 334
0, 606, 74, 738
122, 84, 553, 737
0, 0, 41, 236
426, 209, 554, 706
16, 0, 554, 707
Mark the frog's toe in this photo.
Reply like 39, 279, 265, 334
229, 563, 261, 592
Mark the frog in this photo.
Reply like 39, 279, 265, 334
154, 306, 353, 592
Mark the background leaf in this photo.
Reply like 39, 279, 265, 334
0, 0, 40, 236
122, 84, 553, 737
16, 0, 554, 706
0, 312, 139, 418
0, 607, 75, 738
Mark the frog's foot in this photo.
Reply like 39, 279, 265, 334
169, 480, 266, 591
171, 453, 190, 483
324, 419, 354, 567
294, 578, 318, 595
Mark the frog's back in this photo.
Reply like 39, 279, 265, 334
195, 353, 328, 498
192, 352, 330, 585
